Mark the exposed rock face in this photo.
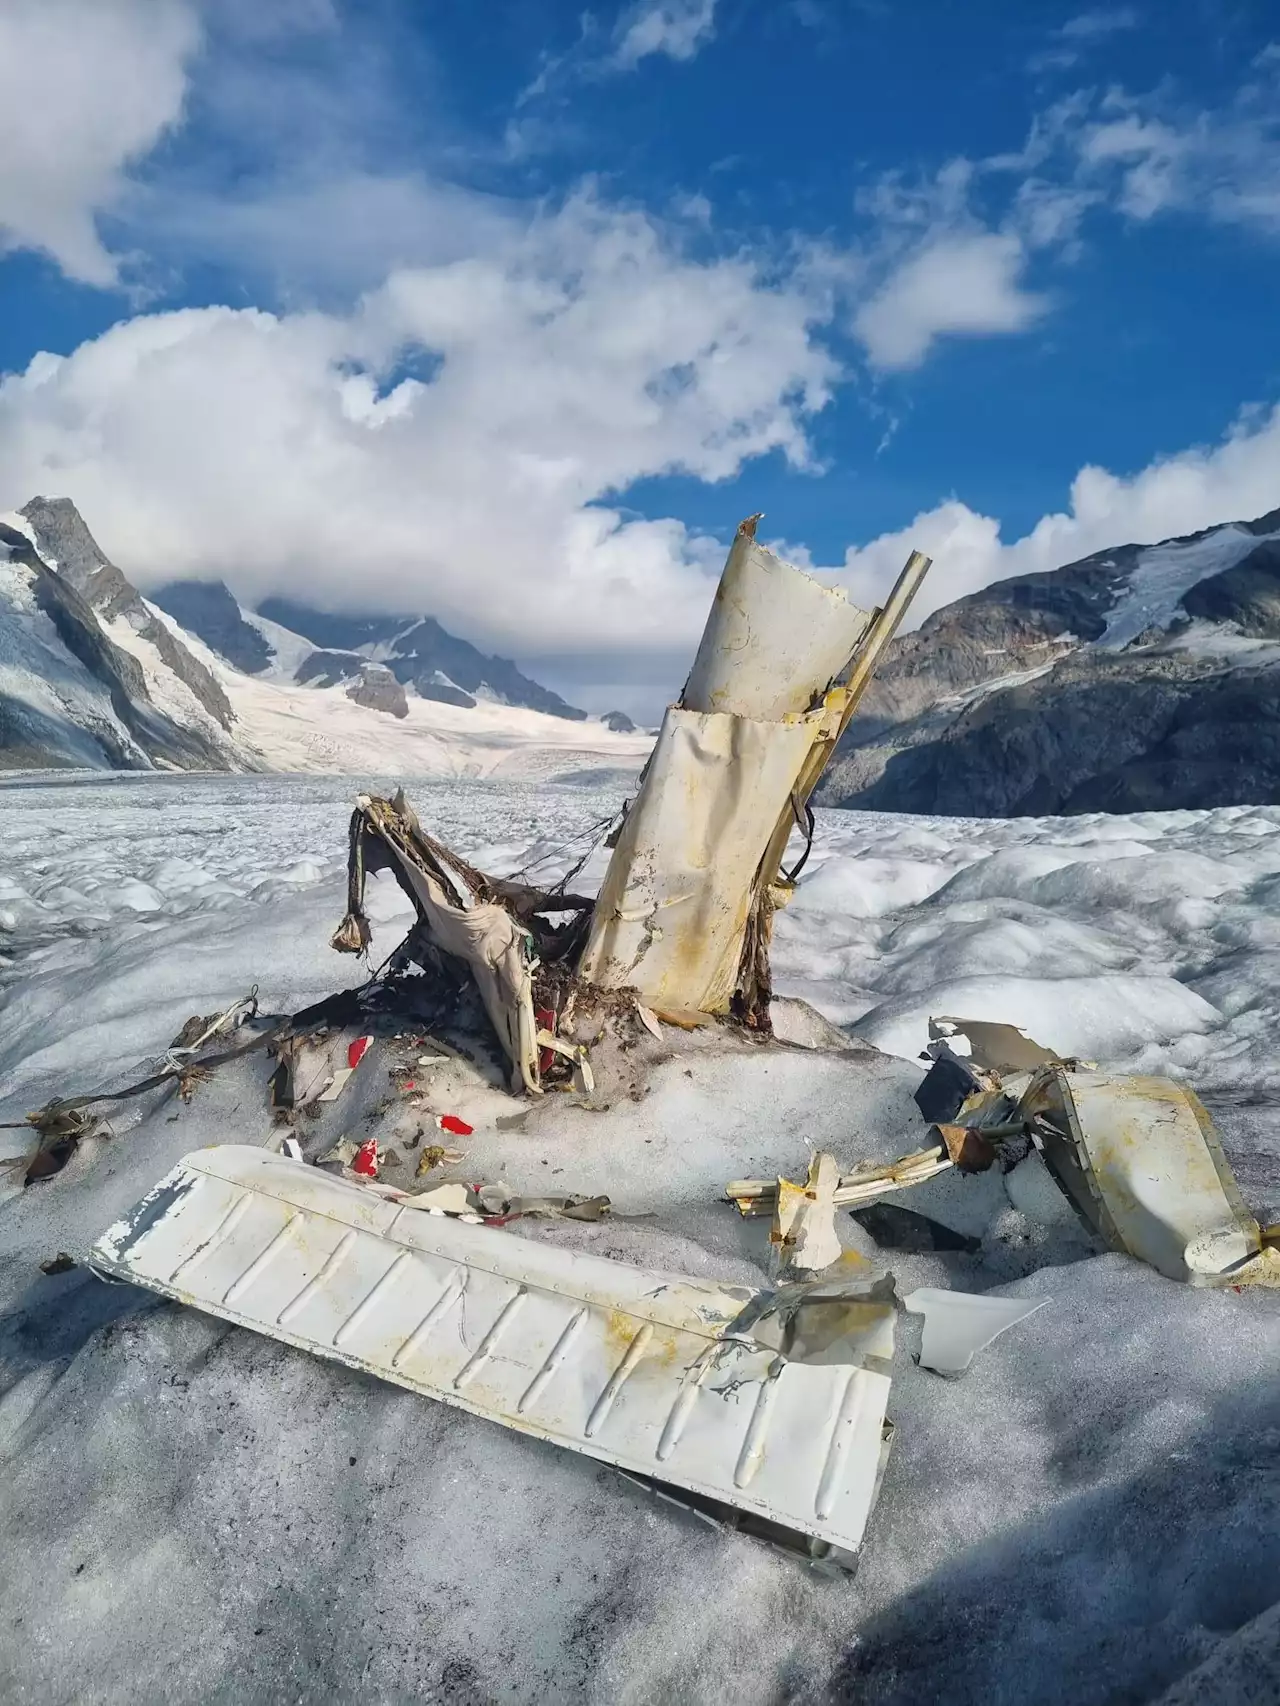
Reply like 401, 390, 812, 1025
294, 649, 369, 688
0, 521, 237, 772
21, 499, 235, 730
344, 666, 409, 719
258, 596, 584, 720
821, 508, 1280, 816
150, 579, 274, 674
602, 710, 636, 733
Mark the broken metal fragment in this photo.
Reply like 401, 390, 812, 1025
928, 1016, 1061, 1075
725, 1144, 952, 1218
934, 1121, 998, 1173
475, 1185, 612, 1223
903, 1287, 1047, 1375
91, 1146, 898, 1566
772, 1151, 842, 1274
1023, 1068, 1271, 1286
414, 1144, 465, 1177
330, 791, 596, 1095
914, 1048, 992, 1127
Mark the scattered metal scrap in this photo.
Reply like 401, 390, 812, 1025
725, 1144, 953, 1218
903, 1288, 1047, 1376
915, 1014, 1279, 1287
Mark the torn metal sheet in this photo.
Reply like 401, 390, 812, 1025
579, 517, 930, 1021
904, 1287, 1047, 1375
91, 1146, 898, 1565
927, 1016, 1062, 1075
1025, 1068, 1268, 1286
726, 1144, 952, 1218
682, 521, 873, 721
474, 1185, 612, 1223
577, 706, 821, 1015
331, 792, 563, 1095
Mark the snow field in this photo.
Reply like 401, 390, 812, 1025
0, 775, 1278, 1704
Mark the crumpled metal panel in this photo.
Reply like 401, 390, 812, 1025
683, 530, 871, 721
577, 708, 819, 1012
91, 1147, 895, 1561
1030, 1069, 1264, 1285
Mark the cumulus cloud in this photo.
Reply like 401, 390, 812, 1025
853, 230, 1048, 370
842, 162, 1051, 371
828, 404, 1280, 624
0, 195, 832, 668
0, 0, 200, 284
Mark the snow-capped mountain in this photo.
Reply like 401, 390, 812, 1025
0, 499, 649, 779
151, 582, 587, 720
821, 505, 1280, 815
0, 510, 244, 773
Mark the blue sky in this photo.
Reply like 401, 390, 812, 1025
1, 0, 1279, 713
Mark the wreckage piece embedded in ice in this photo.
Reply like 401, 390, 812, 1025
579, 516, 930, 1024
90, 1145, 897, 1568
903, 1287, 1047, 1376
927, 1016, 1062, 1076
913, 1015, 1063, 1130
725, 1144, 953, 1218
329, 791, 595, 1095
771, 1152, 842, 1275
1022, 1067, 1273, 1287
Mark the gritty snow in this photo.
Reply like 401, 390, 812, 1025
1, 775, 1278, 1704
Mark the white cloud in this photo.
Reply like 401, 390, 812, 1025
1058, 8, 1140, 42
1032, 69, 1280, 235
853, 229, 1048, 370
0, 195, 832, 667
829, 404, 1280, 624
0, 0, 201, 284
612, 0, 718, 69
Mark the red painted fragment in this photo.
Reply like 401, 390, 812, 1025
348, 1035, 373, 1070
352, 1139, 379, 1177
536, 1007, 556, 1075
438, 1114, 473, 1137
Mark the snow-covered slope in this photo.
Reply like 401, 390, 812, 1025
1, 774, 1277, 1702
824, 504, 1280, 815
0, 500, 651, 779
154, 580, 591, 720
178, 611, 651, 777
0, 514, 240, 774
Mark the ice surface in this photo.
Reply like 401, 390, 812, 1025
1, 776, 1279, 1703
1098, 525, 1280, 650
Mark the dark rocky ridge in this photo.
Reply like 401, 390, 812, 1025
821, 508, 1280, 816
0, 522, 236, 772
345, 665, 409, 719
21, 499, 235, 731
150, 579, 273, 674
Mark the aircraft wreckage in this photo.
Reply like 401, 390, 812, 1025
8, 516, 1278, 1572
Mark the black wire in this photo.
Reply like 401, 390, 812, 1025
782, 795, 816, 884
